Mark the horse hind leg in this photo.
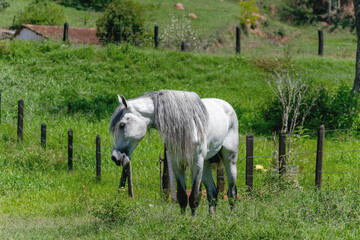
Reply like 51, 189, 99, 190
189, 156, 204, 216
202, 154, 220, 214
221, 147, 238, 209
171, 161, 188, 214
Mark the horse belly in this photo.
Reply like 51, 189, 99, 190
202, 99, 230, 160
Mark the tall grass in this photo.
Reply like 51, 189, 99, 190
0, 40, 359, 238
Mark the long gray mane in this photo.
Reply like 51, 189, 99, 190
147, 90, 208, 167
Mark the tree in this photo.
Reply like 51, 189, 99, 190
352, 0, 360, 94
96, 0, 145, 44
15, 0, 65, 28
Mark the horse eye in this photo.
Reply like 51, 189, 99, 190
119, 122, 126, 128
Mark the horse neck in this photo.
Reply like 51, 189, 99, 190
129, 97, 155, 128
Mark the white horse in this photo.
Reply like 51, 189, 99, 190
110, 90, 238, 215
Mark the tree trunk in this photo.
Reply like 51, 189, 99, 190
352, 0, 360, 94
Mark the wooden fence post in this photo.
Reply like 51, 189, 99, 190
41, 123, 46, 148
96, 134, 101, 181
17, 99, 24, 142
128, 161, 134, 198
236, 26, 241, 54
119, 165, 128, 189
63, 22, 69, 42
315, 125, 325, 191
246, 133, 254, 192
217, 168, 224, 194
154, 24, 159, 48
279, 131, 286, 174
161, 145, 170, 200
328, 0, 332, 24
318, 29, 323, 56
0, 90, 2, 125
68, 128, 73, 172
181, 41, 187, 52
161, 145, 177, 203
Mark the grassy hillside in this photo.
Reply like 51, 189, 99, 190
0, 41, 360, 238
0, 0, 101, 28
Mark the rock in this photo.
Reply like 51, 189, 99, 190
270, 4, 276, 15
188, 13, 197, 19
174, 3, 184, 10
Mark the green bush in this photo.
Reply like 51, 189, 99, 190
57, 0, 111, 11
160, 15, 201, 52
0, 0, 10, 11
261, 83, 360, 132
15, 0, 66, 28
96, 0, 145, 44
91, 198, 130, 224
238, 0, 260, 28
279, 0, 315, 25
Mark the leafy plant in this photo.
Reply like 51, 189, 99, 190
91, 198, 130, 224
96, 0, 145, 44
15, 0, 66, 28
262, 82, 360, 132
160, 15, 201, 52
57, 0, 111, 11
238, 0, 260, 28
0, 0, 10, 11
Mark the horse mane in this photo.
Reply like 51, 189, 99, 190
146, 90, 209, 167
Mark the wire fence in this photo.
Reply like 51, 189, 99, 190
3, 21, 357, 58
1, 93, 360, 200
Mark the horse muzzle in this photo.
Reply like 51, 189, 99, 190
111, 150, 130, 166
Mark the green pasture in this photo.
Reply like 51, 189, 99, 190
0, 40, 360, 238
0, 0, 357, 59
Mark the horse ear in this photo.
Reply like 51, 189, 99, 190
117, 94, 128, 109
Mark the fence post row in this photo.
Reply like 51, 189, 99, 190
217, 168, 225, 194
118, 161, 134, 198
41, 123, 46, 149
315, 125, 325, 191
128, 162, 134, 198
63, 22, 69, 42
0, 90, 2, 125
181, 41, 187, 52
246, 133, 254, 192
161, 145, 170, 200
96, 134, 101, 181
318, 29, 323, 56
17, 99, 24, 142
154, 24, 159, 48
68, 128, 73, 172
279, 131, 286, 174
236, 26, 241, 54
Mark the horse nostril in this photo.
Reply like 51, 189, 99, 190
111, 155, 117, 162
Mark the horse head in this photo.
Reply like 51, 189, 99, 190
110, 95, 149, 166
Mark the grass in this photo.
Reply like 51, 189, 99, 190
0, 0, 101, 28
0, 40, 360, 238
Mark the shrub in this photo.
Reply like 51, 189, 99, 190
15, 0, 66, 28
160, 15, 201, 52
57, 0, 111, 11
0, 0, 10, 11
238, 0, 260, 28
96, 0, 145, 44
91, 198, 130, 224
0, 40, 11, 56
279, 0, 315, 25
262, 83, 360, 132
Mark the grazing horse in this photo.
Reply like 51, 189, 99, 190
110, 90, 238, 215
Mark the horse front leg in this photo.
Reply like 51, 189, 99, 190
189, 156, 204, 216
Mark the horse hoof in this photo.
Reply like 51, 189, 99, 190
209, 206, 216, 215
